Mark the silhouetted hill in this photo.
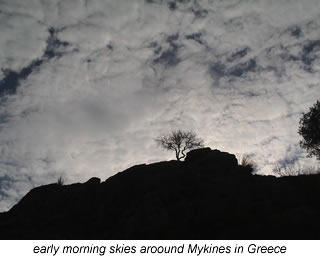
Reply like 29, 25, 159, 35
1, 147, 320, 239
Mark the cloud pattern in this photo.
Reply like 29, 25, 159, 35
0, 0, 319, 211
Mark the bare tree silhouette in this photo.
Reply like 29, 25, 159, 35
155, 130, 204, 161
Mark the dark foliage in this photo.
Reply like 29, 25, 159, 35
298, 100, 320, 160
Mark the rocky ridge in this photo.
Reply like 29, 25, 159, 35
1, 147, 320, 239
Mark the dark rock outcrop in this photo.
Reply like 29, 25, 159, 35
185, 148, 238, 173
1, 147, 320, 239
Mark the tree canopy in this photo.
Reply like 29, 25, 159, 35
298, 100, 320, 160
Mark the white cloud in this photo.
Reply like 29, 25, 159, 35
0, 0, 319, 211
0, 3, 46, 73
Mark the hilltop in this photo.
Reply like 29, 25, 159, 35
1, 147, 320, 239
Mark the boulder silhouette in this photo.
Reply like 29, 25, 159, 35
1, 147, 320, 239
185, 147, 238, 174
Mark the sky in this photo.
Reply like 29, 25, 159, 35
0, 0, 319, 211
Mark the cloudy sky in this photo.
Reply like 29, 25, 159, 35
0, 0, 319, 211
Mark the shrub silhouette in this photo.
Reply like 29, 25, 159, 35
240, 154, 257, 174
298, 100, 320, 160
57, 176, 65, 186
273, 161, 319, 176
155, 130, 204, 161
